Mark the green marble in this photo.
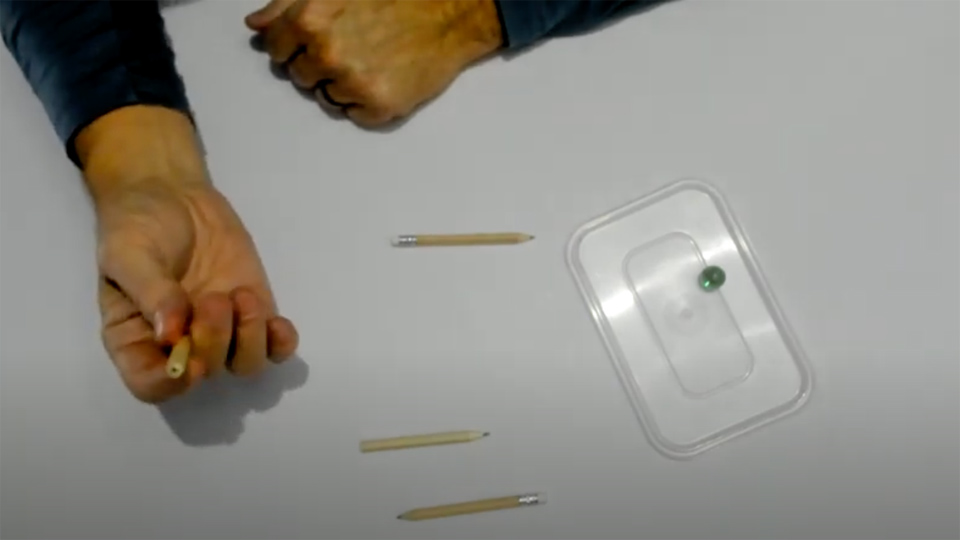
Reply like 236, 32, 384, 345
698, 265, 726, 291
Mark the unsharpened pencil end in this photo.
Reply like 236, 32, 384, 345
165, 336, 191, 379
165, 364, 185, 378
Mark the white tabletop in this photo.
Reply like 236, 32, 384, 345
1, 1, 958, 538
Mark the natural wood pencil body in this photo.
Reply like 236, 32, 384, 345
398, 494, 543, 521
360, 430, 487, 453
165, 336, 192, 379
394, 233, 533, 247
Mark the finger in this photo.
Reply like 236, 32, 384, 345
315, 80, 357, 112
346, 105, 395, 128
267, 316, 299, 363
288, 54, 323, 89
99, 243, 190, 345
112, 340, 200, 403
189, 292, 233, 378
245, 0, 298, 30
187, 357, 206, 381
264, 18, 303, 64
229, 287, 269, 377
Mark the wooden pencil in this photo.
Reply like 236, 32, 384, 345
398, 493, 545, 521
165, 336, 192, 379
360, 430, 488, 453
391, 233, 534, 247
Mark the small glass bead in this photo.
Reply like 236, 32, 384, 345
698, 266, 726, 291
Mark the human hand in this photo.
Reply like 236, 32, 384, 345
77, 106, 299, 403
245, 0, 503, 126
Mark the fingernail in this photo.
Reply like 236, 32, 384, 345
154, 314, 165, 341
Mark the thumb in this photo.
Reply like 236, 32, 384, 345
245, 0, 297, 30
100, 244, 191, 345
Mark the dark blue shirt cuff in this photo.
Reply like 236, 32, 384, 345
495, 0, 661, 50
0, 0, 193, 167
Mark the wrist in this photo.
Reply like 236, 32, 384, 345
450, 0, 504, 65
76, 105, 209, 202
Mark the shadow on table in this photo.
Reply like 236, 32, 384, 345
158, 356, 310, 446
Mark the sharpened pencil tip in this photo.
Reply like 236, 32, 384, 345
482, 432, 490, 437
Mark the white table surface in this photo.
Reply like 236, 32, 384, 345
1, 1, 958, 538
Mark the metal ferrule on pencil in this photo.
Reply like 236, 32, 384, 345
392, 235, 418, 247
517, 493, 542, 506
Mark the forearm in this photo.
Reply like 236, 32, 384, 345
0, 0, 193, 167
494, 0, 666, 49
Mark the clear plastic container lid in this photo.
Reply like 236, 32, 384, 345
567, 179, 812, 458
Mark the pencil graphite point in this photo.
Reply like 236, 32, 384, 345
482, 432, 490, 437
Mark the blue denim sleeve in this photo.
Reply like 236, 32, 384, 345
0, 0, 192, 167
494, 0, 664, 49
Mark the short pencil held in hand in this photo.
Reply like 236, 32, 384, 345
165, 337, 191, 379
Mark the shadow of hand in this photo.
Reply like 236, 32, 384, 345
158, 357, 310, 446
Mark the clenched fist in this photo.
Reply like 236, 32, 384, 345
245, 0, 503, 126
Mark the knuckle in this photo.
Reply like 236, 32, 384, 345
314, 49, 335, 68
289, 1, 327, 31
234, 292, 266, 323
239, 305, 266, 325
312, 41, 339, 67
358, 78, 399, 117
194, 321, 228, 347
289, 9, 310, 29
194, 295, 233, 324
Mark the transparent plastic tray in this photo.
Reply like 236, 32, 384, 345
567, 179, 812, 459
